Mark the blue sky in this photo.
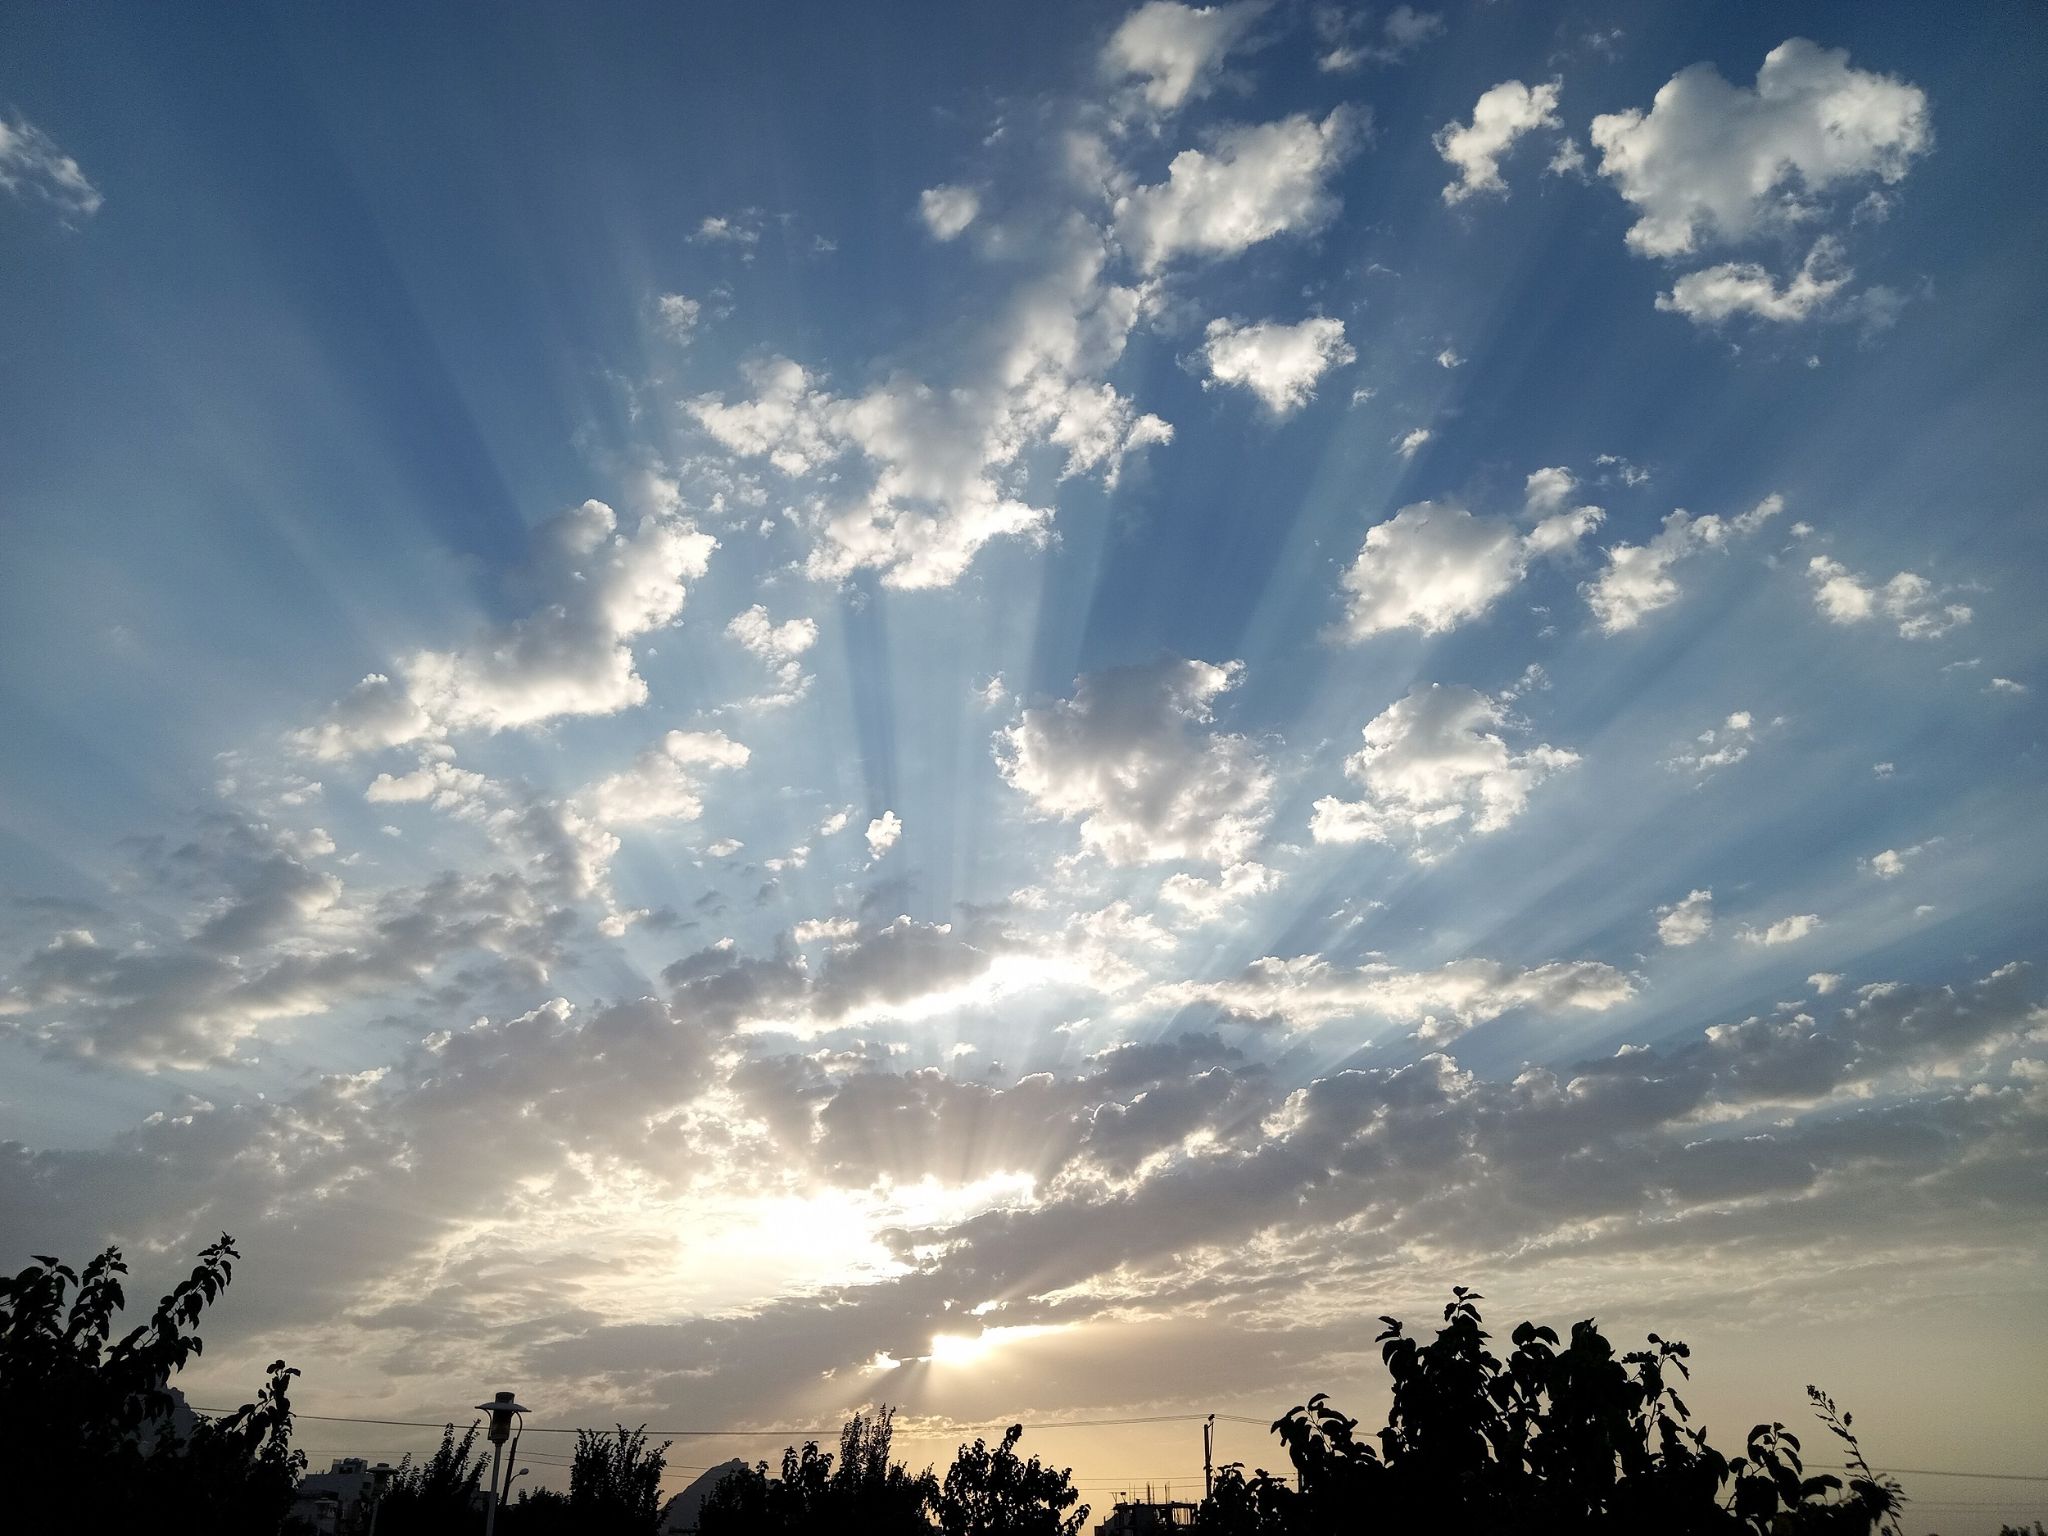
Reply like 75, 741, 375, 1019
3, 1, 2045, 1517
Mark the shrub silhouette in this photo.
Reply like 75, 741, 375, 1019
696, 1406, 940, 1534
933, 1422, 1089, 1536
1194, 1288, 1907, 1536
376, 1419, 490, 1534
696, 1409, 1087, 1535
499, 1425, 670, 1535
0, 1235, 305, 1534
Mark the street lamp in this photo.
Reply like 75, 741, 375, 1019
475, 1391, 530, 1536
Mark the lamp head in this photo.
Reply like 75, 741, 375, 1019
474, 1390, 530, 1444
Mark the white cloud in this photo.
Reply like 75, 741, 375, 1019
1436, 79, 1562, 204
1394, 427, 1431, 458
726, 604, 819, 704
1337, 496, 1601, 639
1103, 1, 1264, 112
1382, 5, 1442, 51
1523, 466, 1576, 515
1865, 844, 1927, 880
1591, 39, 1930, 257
364, 756, 488, 809
1148, 953, 1632, 1040
1435, 347, 1463, 369
1807, 556, 1971, 639
656, 293, 702, 342
691, 212, 764, 248
866, 811, 903, 859
1316, 4, 1442, 72
296, 501, 716, 756
1114, 108, 1360, 272
1200, 315, 1355, 413
1657, 889, 1714, 947
582, 730, 749, 827
793, 917, 860, 946
1808, 971, 1844, 995
726, 605, 817, 663
1157, 861, 1279, 922
919, 184, 981, 241
1657, 237, 1851, 325
0, 113, 102, 221
997, 656, 1272, 865
817, 809, 850, 837
1988, 676, 2028, 695
1666, 710, 1760, 775
1741, 912, 1823, 946
1586, 494, 1781, 632
689, 229, 1170, 589
1310, 684, 1578, 855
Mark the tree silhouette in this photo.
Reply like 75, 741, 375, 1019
1195, 1288, 1911, 1535
696, 1407, 938, 1535
376, 1420, 489, 1535
695, 1410, 1090, 1536
933, 1423, 1089, 1536
0, 1236, 306, 1534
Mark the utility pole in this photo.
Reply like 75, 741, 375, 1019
1203, 1413, 1215, 1500
475, 1392, 529, 1536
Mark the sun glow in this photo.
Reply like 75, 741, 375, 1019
926, 1323, 1063, 1367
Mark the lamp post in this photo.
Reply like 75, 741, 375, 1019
475, 1391, 529, 1536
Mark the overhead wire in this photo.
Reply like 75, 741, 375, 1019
241, 1407, 2048, 1486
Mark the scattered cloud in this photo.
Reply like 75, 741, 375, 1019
997, 656, 1272, 865
1148, 952, 1632, 1041
1316, 4, 1442, 72
1157, 861, 1279, 923
1808, 556, 1971, 639
1741, 912, 1823, 946
0, 113, 102, 222
655, 293, 702, 342
1657, 237, 1852, 325
1657, 888, 1714, 947
1200, 315, 1355, 412
919, 184, 981, 241
866, 811, 904, 859
691, 211, 765, 249
582, 730, 749, 827
689, 222, 1170, 588
1586, 494, 1781, 632
1337, 490, 1602, 639
1103, 1, 1264, 113
1865, 843, 1927, 880
1437, 79, 1562, 204
1591, 39, 1931, 258
1666, 709, 1762, 775
295, 500, 716, 756
727, 604, 819, 705
1114, 108, 1360, 271
1310, 684, 1578, 856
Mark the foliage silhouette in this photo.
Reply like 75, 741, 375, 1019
503, 1424, 671, 1535
376, 1419, 489, 1534
696, 1407, 939, 1535
933, 1423, 1089, 1536
1192, 1288, 1910, 1536
695, 1409, 1089, 1536
0, 1235, 306, 1535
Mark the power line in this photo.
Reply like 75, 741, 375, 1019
198, 1407, 1220, 1437
238, 1408, 2048, 1485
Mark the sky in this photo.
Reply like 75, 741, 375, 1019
2, 0, 2045, 1524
